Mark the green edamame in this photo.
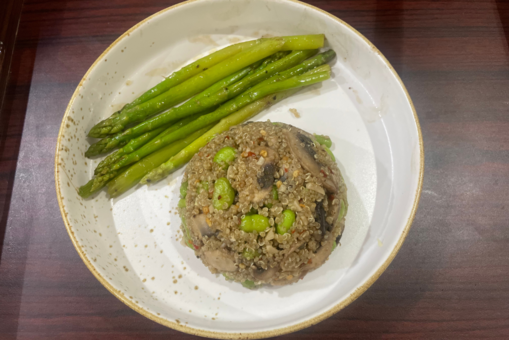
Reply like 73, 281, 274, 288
324, 145, 336, 161
338, 199, 347, 221
242, 248, 260, 260
178, 198, 186, 208
242, 280, 256, 289
180, 181, 188, 198
314, 134, 332, 148
213, 177, 235, 210
277, 209, 296, 234
213, 146, 237, 168
240, 214, 269, 232
266, 186, 279, 208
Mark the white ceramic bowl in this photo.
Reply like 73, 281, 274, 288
55, 0, 423, 338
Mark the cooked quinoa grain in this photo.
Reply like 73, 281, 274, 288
178, 121, 348, 287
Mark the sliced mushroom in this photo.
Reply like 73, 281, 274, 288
271, 273, 305, 286
188, 214, 215, 240
252, 146, 279, 202
315, 201, 332, 239
283, 129, 338, 193
253, 265, 279, 282
201, 249, 237, 272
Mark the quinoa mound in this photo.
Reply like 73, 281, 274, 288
178, 121, 348, 287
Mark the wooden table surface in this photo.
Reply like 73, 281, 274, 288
1, 0, 509, 338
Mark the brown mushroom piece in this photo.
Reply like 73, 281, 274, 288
201, 249, 237, 272
283, 129, 338, 194
252, 265, 279, 282
188, 214, 215, 240
314, 201, 332, 243
253, 146, 279, 202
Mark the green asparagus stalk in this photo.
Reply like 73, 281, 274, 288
141, 89, 300, 184
88, 35, 324, 138
140, 64, 331, 184
79, 125, 214, 198
88, 39, 284, 137
94, 124, 169, 174
106, 126, 213, 198
118, 40, 260, 111
85, 50, 318, 157
250, 50, 336, 91
103, 67, 330, 173
94, 112, 207, 174
84, 61, 258, 158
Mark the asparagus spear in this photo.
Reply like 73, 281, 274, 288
85, 49, 318, 157
94, 124, 169, 174
105, 126, 213, 198
141, 90, 300, 184
103, 67, 330, 173
88, 35, 324, 137
79, 126, 212, 198
141, 64, 331, 184
117, 40, 260, 112
84, 60, 258, 157
88, 39, 284, 137
94, 112, 207, 174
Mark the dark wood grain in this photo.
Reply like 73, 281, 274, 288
1, 0, 509, 339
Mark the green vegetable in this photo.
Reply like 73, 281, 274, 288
272, 185, 278, 200
212, 177, 235, 210
332, 241, 337, 251
240, 214, 269, 233
94, 124, 170, 174
213, 146, 237, 168
178, 198, 186, 208
277, 209, 296, 234
314, 134, 332, 148
101, 127, 211, 198
242, 280, 256, 289
324, 145, 336, 162
180, 181, 188, 198
88, 39, 263, 137
181, 216, 195, 250
338, 199, 347, 221
85, 49, 333, 157
88, 39, 284, 137
242, 249, 260, 260
87, 110, 212, 159
141, 65, 332, 184
107, 68, 330, 174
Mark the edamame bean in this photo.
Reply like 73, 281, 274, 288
213, 177, 235, 210
338, 199, 347, 221
277, 209, 296, 234
178, 198, 186, 208
266, 186, 279, 208
242, 248, 260, 260
314, 134, 332, 148
242, 280, 256, 289
180, 181, 188, 198
324, 145, 335, 161
213, 146, 237, 168
240, 214, 269, 232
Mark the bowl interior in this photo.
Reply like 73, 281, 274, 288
56, 0, 422, 337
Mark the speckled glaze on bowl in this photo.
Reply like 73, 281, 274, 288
55, 0, 423, 338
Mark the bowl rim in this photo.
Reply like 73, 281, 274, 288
54, 0, 424, 338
